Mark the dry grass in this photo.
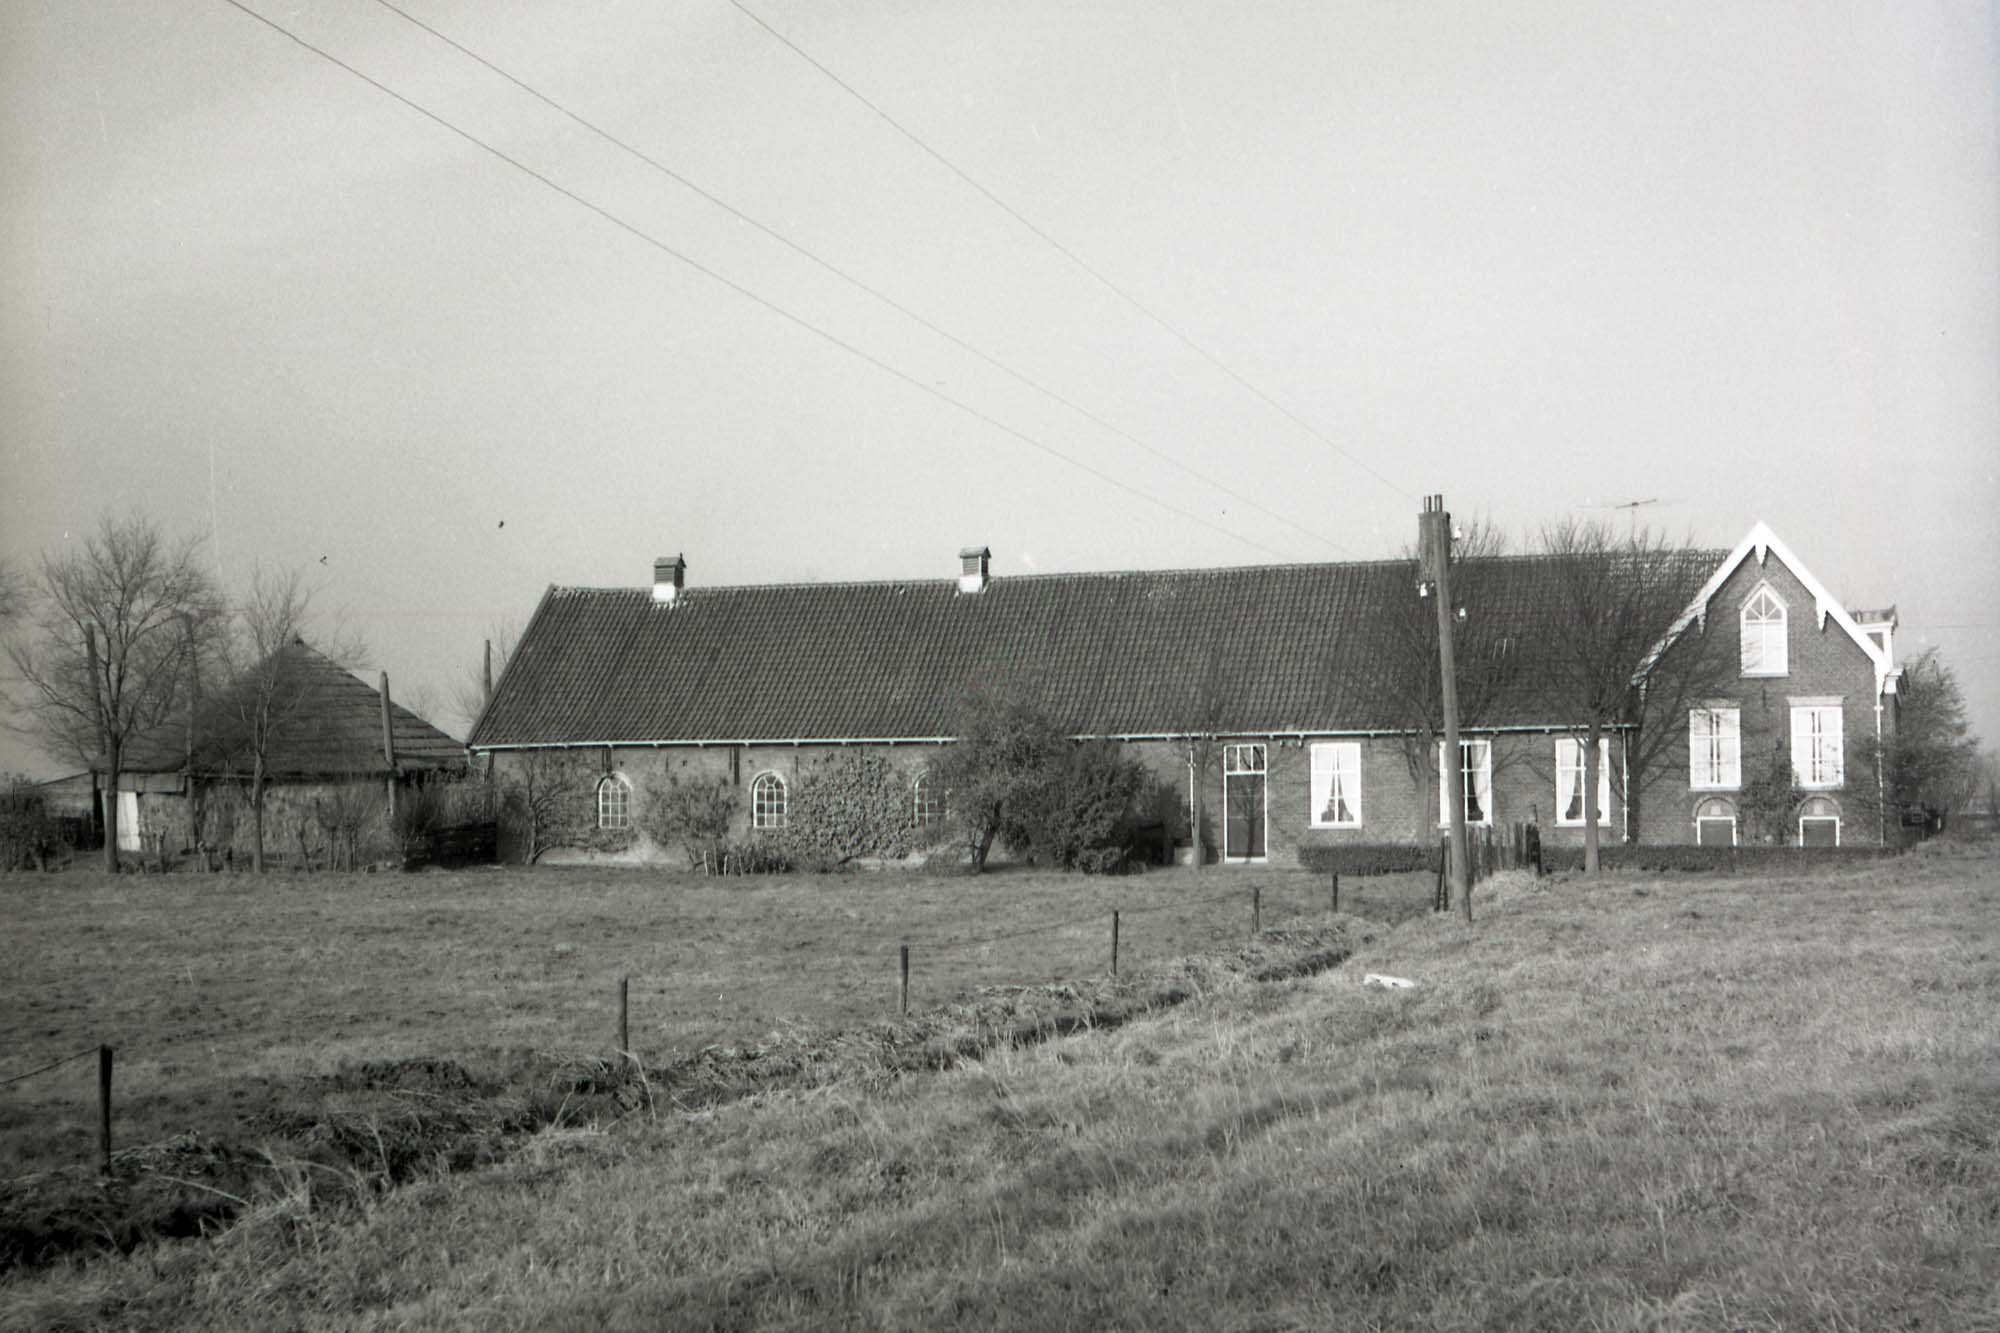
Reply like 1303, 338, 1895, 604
0, 862, 1410, 1184
4, 848, 1996, 1330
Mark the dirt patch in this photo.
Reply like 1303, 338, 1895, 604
0, 922, 1364, 1273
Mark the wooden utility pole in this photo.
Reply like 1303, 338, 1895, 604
1421, 495, 1471, 922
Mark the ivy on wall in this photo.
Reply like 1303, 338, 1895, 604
770, 751, 938, 867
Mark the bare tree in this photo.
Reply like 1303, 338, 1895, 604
203, 566, 371, 873
2, 515, 223, 869
450, 619, 521, 741
1532, 518, 1731, 873
0, 558, 22, 624
497, 749, 596, 864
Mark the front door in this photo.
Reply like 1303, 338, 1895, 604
1222, 743, 1266, 861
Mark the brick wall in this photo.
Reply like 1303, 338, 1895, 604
1631, 547, 1890, 846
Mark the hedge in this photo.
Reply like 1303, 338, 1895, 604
1298, 841, 1900, 878
1535, 844, 1900, 874
1296, 844, 1441, 877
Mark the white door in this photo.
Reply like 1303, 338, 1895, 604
117, 791, 142, 852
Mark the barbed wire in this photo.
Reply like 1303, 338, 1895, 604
0, 1047, 99, 1089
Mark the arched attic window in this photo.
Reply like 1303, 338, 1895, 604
597, 774, 631, 830
1740, 585, 1788, 676
751, 772, 788, 830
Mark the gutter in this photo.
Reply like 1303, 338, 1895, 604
470, 721, 1638, 755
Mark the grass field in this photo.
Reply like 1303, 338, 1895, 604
3, 848, 1996, 1329
1, 862, 1416, 1191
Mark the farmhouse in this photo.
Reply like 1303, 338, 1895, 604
468, 523, 1899, 865
103, 640, 467, 862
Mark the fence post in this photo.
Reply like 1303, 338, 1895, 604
1330, 870, 1339, 915
618, 976, 630, 1055
1111, 910, 1120, 978
98, 1046, 113, 1178
1436, 835, 1449, 912
1252, 886, 1262, 937
899, 944, 910, 1017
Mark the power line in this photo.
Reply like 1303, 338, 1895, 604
726, 0, 1418, 504
217, 0, 1296, 561
364, 0, 1354, 558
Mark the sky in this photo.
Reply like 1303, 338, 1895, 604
3, 0, 1996, 776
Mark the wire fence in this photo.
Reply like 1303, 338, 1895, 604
2, 869, 1407, 1183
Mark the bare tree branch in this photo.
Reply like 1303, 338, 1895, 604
1, 514, 225, 868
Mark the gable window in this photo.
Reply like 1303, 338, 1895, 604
1790, 703, 1844, 789
1740, 585, 1788, 676
596, 774, 631, 830
1555, 738, 1612, 827
1797, 795, 1840, 846
1689, 707, 1741, 789
1309, 742, 1362, 828
1437, 739, 1493, 827
751, 772, 788, 830
1694, 796, 1737, 847
912, 775, 942, 827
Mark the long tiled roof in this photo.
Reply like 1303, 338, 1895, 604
470, 553, 1726, 747
121, 642, 467, 776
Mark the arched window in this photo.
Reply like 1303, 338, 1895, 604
1797, 796, 1840, 847
1693, 796, 1736, 847
751, 772, 788, 830
1740, 584, 1788, 676
912, 775, 942, 827
597, 774, 631, 830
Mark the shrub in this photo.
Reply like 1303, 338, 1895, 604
928, 693, 1070, 872
1297, 844, 1440, 877
638, 773, 739, 870
1537, 844, 1898, 874
772, 752, 931, 867
1004, 741, 1151, 872
0, 780, 67, 872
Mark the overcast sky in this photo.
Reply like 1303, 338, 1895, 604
3, 0, 1996, 775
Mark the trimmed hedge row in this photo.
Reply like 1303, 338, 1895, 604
1536, 843, 1899, 874
1298, 841, 1899, 878
1296, 844, 1441, 877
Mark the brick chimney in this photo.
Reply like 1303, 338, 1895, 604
958, 546, 991, 595
653, 554, 686, 605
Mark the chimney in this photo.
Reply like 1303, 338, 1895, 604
957, 546, 991, 595
653, 554, 687, 605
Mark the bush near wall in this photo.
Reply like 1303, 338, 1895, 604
774, 752, 933, 869
1536, 844, 1900, 874
1297, 844, 1441, 877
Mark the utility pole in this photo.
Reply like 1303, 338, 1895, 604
1420, 495, 1471, 921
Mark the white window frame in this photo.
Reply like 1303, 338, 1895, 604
1789, 703, 1844, 789
1555, 738, 1612, 827
751, 771, 788, 830
912, 774, 942, 828
1688, 706, 1742, 790
1693, 796, 1736, 847
596, 774, 631, 830
1220, 742, 1269, 862
1797, 797, 1841, 846
1437, 739, 1493, 827
1740, 584, 1788, 677
1308, 741, 1362, 829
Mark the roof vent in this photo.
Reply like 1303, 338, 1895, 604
653, 554, 686, 605
958, 546, 991, 595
